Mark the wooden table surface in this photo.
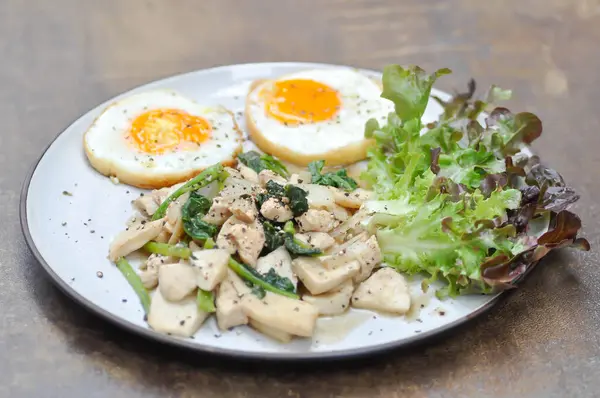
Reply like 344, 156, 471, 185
2, 0, 599, 397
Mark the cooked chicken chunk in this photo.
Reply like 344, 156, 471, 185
241, 292, 318, 337
321, 235, 382, 283
292, 257, 360, 295
147, 288, 209, 337
215, 275, 248, 330
139, 254, 172, 289
256, 246, 296, 287
329, 187, 373, 209
295, 232, 335, 251
229, 195, 258, 223
295, 183, 335, 210
189, 249, 230, 291
260, 197, 294, 222
237, 164, 259, 183
109, 218, 165, 261
249, 319, 292, 343
216, 217, 265, 266
203, 197, 233, 226
351, 267, 411, 314
133, 195, 159, 217
158, 261, 197, 302
224, 166, 243, 179
258, 170, 287, 187
296, 209, 335, 233
302, 280, 354, 316
332, 204, 351, 222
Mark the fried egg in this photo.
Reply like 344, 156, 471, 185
84, 90, 242, 189
245, 68, 394, 166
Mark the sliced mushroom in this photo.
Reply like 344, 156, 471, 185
295, 232, 335, 251
189, 249, 230, 291
109, 218, 165, 261
320, 235, 381, 283
224, 166, 243, 179
330, 209, 369, 242
260, 197, 294, 222
133, 195, 159, 217
241, 292, 318, 337
225, 268, 252, 295
158, 261, 197, 302
296, 209, 335, 233
258, 170, 287, 187
215, 275, 248, 330
249, 319, 292, 343
256, 246, 296, 287
221, 176, 262, 198
216, 217, 265, 266
147, 288, 209, 337
302, 280, 354, 316
295, 183, 335, 210
292, 257, 360, 295
351, 267, 411, 314
237, 163, 259, 183
332, 204, 351, 222
329, 187, 373, 209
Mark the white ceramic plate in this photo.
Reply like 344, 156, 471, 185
21, 62, 502, 360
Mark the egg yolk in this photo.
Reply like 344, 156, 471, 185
129, 109, 211, 154
262, 79, 341, 125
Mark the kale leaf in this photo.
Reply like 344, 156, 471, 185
284, 185, 309, 216
238, 150, 289, 178
181, 191, 217, 241
308, 160, 358, 191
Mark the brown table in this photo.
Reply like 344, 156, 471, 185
2, 1, 599, 397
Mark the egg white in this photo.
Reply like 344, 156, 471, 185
245, 68, 394, 166
84, 90, 242, 189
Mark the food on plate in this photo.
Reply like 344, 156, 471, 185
84, 90, 242, 189
245, 68, 394, 166
107, 64, 589, 343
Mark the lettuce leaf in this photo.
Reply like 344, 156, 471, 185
365, 64, 589, 297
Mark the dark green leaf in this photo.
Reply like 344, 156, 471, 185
238, 151, 289, 177
265, 180, 286, 196
181, 192, 218, 240
307, 160, 358, 191
262, 221, 285, 255
263, 268, 296, 294
284, 234, 322, 257
284, 185, 309, 216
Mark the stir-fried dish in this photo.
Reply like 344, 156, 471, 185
103, 65, 589, 341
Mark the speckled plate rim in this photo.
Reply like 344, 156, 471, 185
20, 62, 505, 361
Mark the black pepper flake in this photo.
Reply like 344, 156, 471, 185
214, 334, 221, 338
140, 193, 145, 196
439, 311, 446, 316
71, 277, 75, 281
293, 307, 299, 312
420, 304, 425, 308
61, 222, 67, 226
143, 314, 148, 321
179, 320, 186, 326
62, 191, 73, 196
90, 230, 95, 234
368, 331, 373, 336
415, 330, 422, 333
122, 298, 127, 303
96, 271, 104, 278
126, 190, 130, 194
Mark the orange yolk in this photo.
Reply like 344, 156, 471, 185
129, 109, 211, 154
262, 79, 341, 125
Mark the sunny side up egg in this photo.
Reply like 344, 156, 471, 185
245, 68, 395, 166
84, 90, 242, 189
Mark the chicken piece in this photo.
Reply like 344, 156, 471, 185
224, 166, 243, 179
189, 249, 230, 291
330, 209, 369, 242
258, 170, 287, 187
351, 267, 411, 314
332, 204, 351, 222
229, 195, 258, 223
203, 197, 233, 226
295, 183, 335, 210
296, 209, 335, 233
292, 257, 360, 295
220, 177, 262, 199
302, 280, 354, 316
158, 261, 197, 302
249, 319, 292, 343
329, 187, 373, 209
109, 218, 165, 261
133, 195, 159, 217
241, 292, 318, 337
256, 246, 296, 287
215, 275, 248, 330
321, 235, 381, 283
326, 232, 369, 255
216, 217, 265, 266
260, 197, 294, 222
139, 254, 171, 289
295, 232, 335, 251
237, 163, 259, 183
147, 288, 209, 337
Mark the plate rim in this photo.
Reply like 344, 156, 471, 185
19, 61, 503, 361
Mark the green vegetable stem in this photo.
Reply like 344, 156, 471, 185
144, 242, 192, 259
227, 257, 299, 299
116, 257, 151, 314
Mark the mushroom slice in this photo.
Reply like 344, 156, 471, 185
329, 187, 373, 209
229, 195, 258, 223
190, 249, 230, 291
256, 246, 296, 287
203, 197, 233, 226
216, 217, 265, 266
292, 257, 360, 295
147, 288, 209, 337
241, 292, 318, 337
237, 163, 259, 183
321, 235, 382, 283
295, 209, 335, 233
295, 232, 335, 251
258, 170, 287, 187
109, 218, 165, 261
158, 261, 197, 302
295, 183, 335, 210
249, 319, 292, 343
260, 197, 294, 222
351, 267, 411, 315
215, 275, 248, 330
302, 280, 354, 316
